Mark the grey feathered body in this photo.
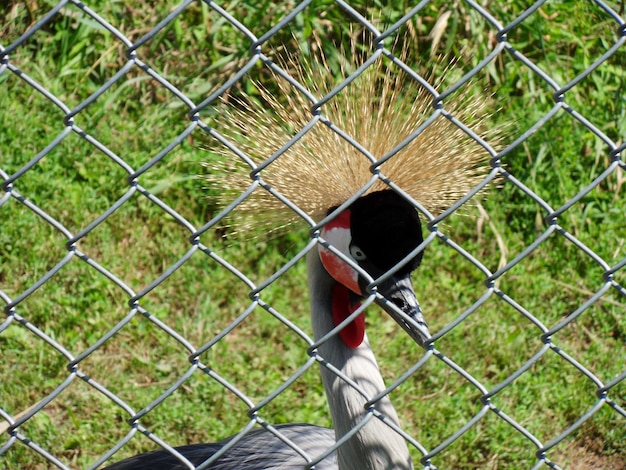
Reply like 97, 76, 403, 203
103, 424, 337, 469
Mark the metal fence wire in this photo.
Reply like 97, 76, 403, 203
1, 0, 625, 469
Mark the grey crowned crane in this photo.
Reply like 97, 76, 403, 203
104, 37, 494, 470
105, 191, 426, 469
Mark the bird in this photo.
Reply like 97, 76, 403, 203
104, 191, 425, 470
103, 32, 496, 470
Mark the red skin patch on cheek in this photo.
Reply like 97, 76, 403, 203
319, 247, 361, 295
332, 283, 365, 349
319, 210, 362, 295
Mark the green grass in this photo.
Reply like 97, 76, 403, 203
1, 1, 625, 469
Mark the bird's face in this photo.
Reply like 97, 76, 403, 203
318, 190, 430, 348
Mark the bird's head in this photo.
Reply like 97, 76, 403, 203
204, 41, 496, 352
318, 190, 430, 349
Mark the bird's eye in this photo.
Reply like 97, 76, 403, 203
350, 245, 367, 261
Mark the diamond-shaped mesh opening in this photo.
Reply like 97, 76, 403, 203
438, 295, 544, 385
0, 74, 67, 165
2, 5, 122, 96
0, 201, 68, 297
8, 134, 130, 232
401, 355, 485, 457
491, 349, 610, 445
76, 194, 192, 287
128, 3, 252, 103
66, 73, 195, 169
196, 305, 311, 398
1, 320, 69, 416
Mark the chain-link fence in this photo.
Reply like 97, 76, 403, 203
1, 1, 625, 469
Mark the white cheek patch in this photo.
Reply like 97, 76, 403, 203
319, 219, 362, 295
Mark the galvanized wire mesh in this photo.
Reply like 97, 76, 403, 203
1, 1, 625, 469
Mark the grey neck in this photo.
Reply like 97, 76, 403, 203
307, 251, 413, 470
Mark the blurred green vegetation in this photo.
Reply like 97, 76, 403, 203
1, 1, 624, 469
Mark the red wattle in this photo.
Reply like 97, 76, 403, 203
331, 283, 365, 349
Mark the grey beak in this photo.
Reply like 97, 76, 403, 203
375, 273, 431, 347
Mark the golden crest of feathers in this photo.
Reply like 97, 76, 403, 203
202, 38, 497, 233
